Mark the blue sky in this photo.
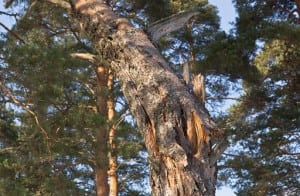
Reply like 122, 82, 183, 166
1, 0, 238, 195
0, 3, 14, 29
209, 0, 237, 32
208, 1, 237, 195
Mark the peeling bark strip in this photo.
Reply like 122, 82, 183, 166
147, 10, 200, 42
69, 0, 221, 195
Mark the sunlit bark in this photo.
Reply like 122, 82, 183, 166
46, 0, 224, 195
70, 0, 221, 195
107, 70, 118, 196
95, 66, 118, 196
95, 65, 109, 196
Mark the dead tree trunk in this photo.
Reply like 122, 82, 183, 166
66, 0, 223, 195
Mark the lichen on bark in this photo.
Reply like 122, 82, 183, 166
68, 0, 222, 195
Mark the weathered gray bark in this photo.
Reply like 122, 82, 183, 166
147, 10, 200, 42
63, 0, 223, 195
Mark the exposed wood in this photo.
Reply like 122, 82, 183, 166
147, 10, 200, 42
47, 0, 223, 195
192, 73, 206, 105
0, 147, 20, 153
183, 61, 191, 85
70, 52, 96, 63
46, 0, 71, 9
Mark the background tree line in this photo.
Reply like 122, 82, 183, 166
0, 0, 299, 195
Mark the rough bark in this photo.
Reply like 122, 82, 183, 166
68, 0, 223, 195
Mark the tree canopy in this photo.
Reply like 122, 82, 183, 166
0, 0, 299, 195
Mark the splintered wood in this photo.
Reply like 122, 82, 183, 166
187, 111, 210, 155
192, 73, 205, 105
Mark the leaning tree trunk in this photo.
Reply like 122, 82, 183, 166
67, 0, 223, 195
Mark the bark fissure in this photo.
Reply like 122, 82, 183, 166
69, 0, 221, 195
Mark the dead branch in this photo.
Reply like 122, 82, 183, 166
45, 0, 71, 10
147, 9, 200, 42
0, 22, 25, 44
70, 52, 96, 63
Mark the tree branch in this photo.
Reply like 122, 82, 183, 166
0, 79, 51, 154
70, 52, 96, 63
206, 97, 242, 101
0, 22, 26, 44
4, 0, 14, 8
45, 0, 71, 10
0, 147, 20, 153
147, 9, 200, 42
0, 11, 18, 17
210, 139, 229, 166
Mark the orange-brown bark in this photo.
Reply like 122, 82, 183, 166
107, 70, 118, 196
95, 157, 109, 196
95, 65, 109, 196
95, 65, 118, 196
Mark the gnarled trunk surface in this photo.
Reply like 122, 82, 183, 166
70, 0, 221, 195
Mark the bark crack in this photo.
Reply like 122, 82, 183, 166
68, 1, 219, 195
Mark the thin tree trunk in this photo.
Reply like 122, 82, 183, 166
108, 126, 118, 196
95, 65, 109, 196
69, 0, 222, 195
107, 70, 118, 196
95, 66, 118, 196
185, 22, 206, 105
186, 21, 196, 70
95, 164, 109, 196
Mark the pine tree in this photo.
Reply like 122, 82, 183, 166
217, 1, 300, 195
1, 1, 148, 195
2, 0, 223, 195
4, 0, 298, 195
